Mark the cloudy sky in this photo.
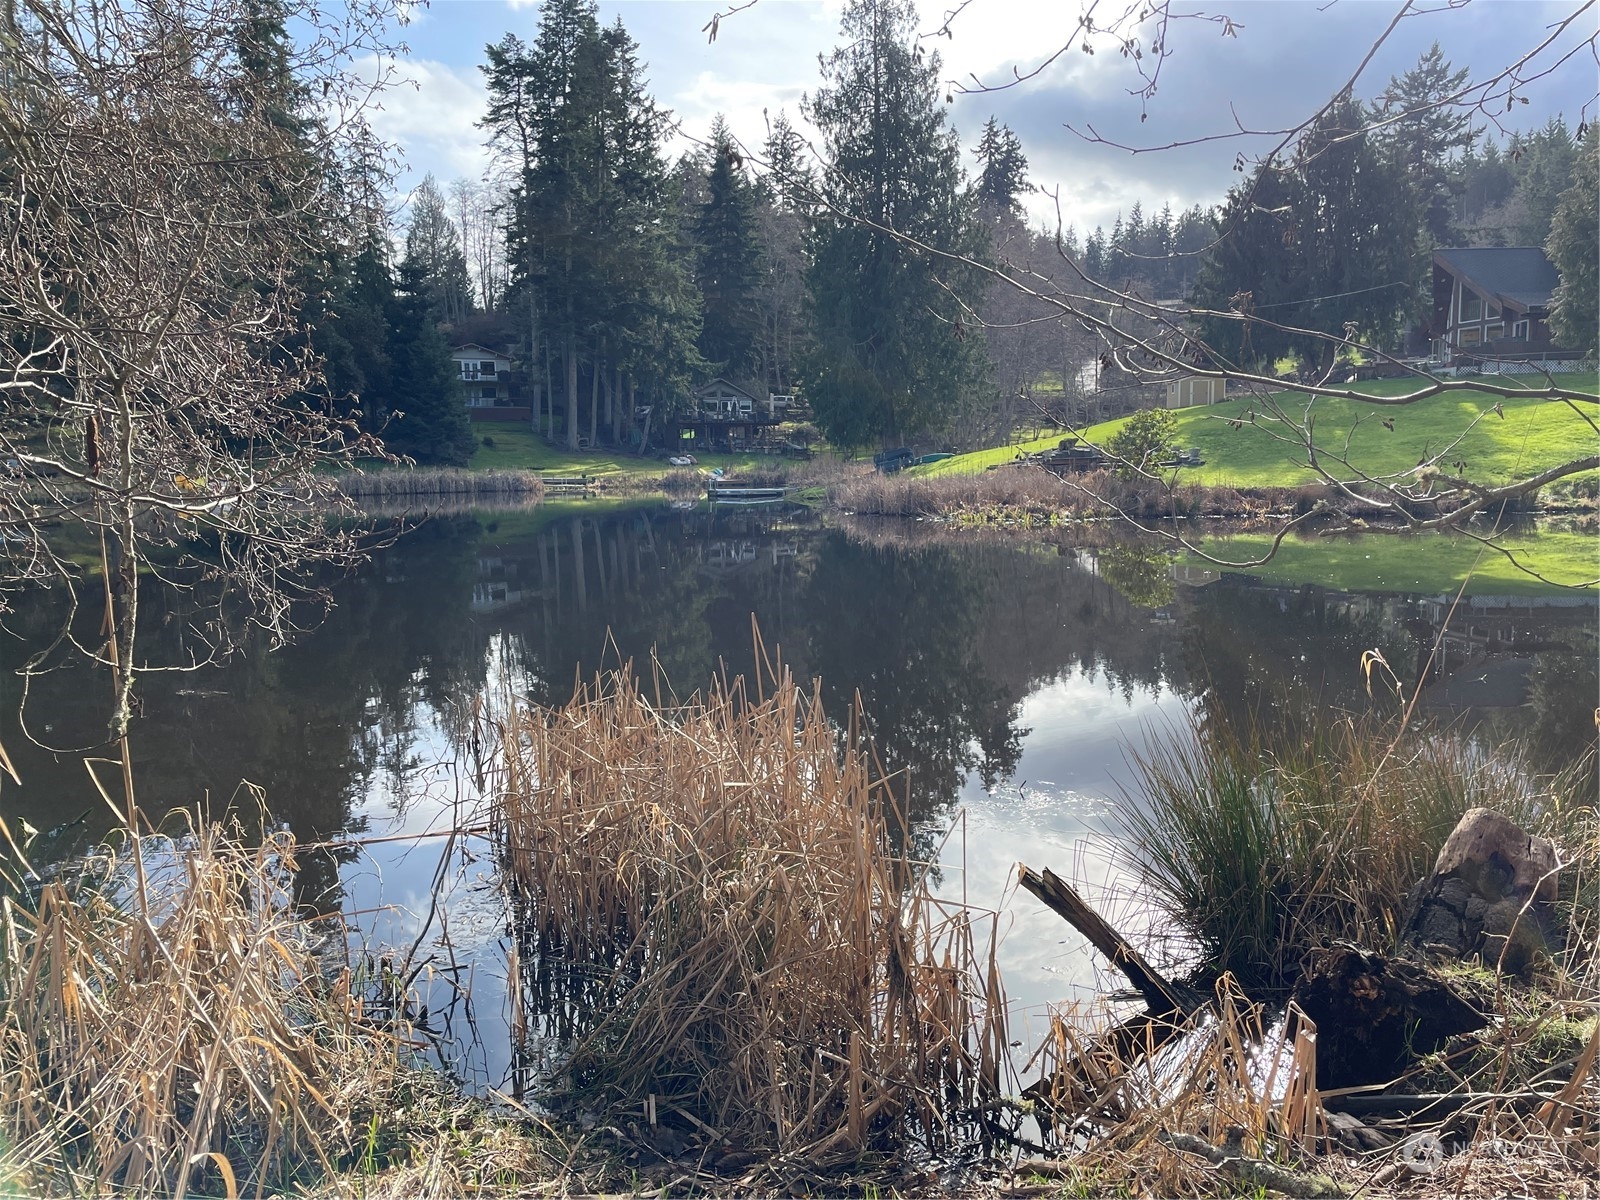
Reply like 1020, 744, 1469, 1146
368, 0, 1597, 235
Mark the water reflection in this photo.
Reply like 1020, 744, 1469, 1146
2, 503, 1594, 1088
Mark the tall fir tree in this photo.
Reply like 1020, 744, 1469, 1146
972, 117, 1029, 216
804, 0, 988, 448
404, 175, 474, 325
1546, 122, 1598, 353
385, 260, 476, 465
1379, 44, 1474, 246
1193, 95, 1418, 367
695, 115, 765, 376
760, 110, 818, 212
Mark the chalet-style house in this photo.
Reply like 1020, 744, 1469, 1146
669, 379, 792, 452
1430, 247, 1566, 362
449, 343, 529, 421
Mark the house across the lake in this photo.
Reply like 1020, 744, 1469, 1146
667, 379, 791, 452
1429, 247, 1583, 367
449, 343, 530, 421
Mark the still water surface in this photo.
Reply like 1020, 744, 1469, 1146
4, 503, 1593, 1088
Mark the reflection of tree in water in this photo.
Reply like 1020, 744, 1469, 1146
1525, 628, 1598, 784
1178, 581, 1413, 742
1095, 545, 1175, 610
802, 536, 1022, 840
1, 516, 490, 911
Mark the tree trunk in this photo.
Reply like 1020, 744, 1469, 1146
588, 353, 600, 449
611, 364, 624, 444
564, 334, 578, 449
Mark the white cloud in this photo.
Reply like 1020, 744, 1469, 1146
357, 55, 494, 199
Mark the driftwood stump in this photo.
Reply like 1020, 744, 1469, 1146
1294, 944, 1486, 1090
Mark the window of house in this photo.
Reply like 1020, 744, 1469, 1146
1487, 301, 1501, 319
480, 360, 496, 375
1460, 290, 1484, 323
1485, 323, 1504, 342
1513, 319, 1530, 340
1459, 326, 1482, 347
481, 386, 496, 401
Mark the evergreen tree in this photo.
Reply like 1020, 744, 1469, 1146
1508, 118, 1579, 246
973, 117, 1029, 215
1378, 44, 1474, 245
803, 0, 988, 448
755, 111, 814, 392
694, 115, 765, 375
385, 260, 475, 465
1083, 226, 1107, 279
1546, 122, 1598, 353
760, 110, 817, 212
1193, 96, 1418, 367
404, 175, 474, 325
482, 3, 699, 449
319, 228, 396, 434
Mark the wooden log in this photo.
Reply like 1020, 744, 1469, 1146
1159, 1130, 1348, 1198
1017, 864, 1200, 1015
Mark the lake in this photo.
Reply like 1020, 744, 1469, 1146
3, 502, 1594, 1090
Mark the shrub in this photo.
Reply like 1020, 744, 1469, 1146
1105, 409, 1178, 480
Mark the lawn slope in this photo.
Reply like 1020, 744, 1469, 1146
918, 373, 1599, 490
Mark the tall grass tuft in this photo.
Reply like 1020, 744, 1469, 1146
1120, 710, 1579, 990
489, 655, 1008, 1162
0, 826, 405, 1197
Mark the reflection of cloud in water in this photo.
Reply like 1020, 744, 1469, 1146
932, 665, 1194, 1070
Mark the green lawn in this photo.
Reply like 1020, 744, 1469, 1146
1192, 527, 1598, 595
468, 424, 792, 479
916, 373, 1600, 489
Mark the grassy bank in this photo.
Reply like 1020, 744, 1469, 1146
917, 371, 1600, 490
467, 425, 807, 481
1195, 525, 1600, 594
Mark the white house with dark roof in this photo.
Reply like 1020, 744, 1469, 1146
1430, 247, 1563, 360
448, 343, 514, 409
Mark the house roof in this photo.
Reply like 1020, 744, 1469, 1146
448, 342, 510, 358
1434, 247, 1558, 313
693, 377, 764, 403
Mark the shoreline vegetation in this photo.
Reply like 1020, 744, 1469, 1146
416, 374, 1600, 585
3, 661, 1595, 1196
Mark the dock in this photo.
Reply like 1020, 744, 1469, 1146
539, 473, 595, 494
707, 481, 790, 505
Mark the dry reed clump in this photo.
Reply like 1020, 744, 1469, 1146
1025, 978, 1337, 1197
489, 658, 1008, 1164
334, 467, 545, 502
0, 826, 412, 1198
831, 465, 1277, 524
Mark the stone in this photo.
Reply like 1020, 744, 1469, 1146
1402, 807, 1562, 976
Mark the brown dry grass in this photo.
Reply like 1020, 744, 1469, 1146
831, 464, 1271, 523
335, 467, 545, 502
488, 646, 1009, 1166
1021, 967, 1600, 1199
0, 826, 421, 1197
